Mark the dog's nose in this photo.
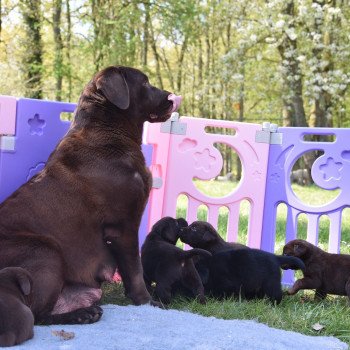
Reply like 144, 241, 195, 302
168, 94, 182, 113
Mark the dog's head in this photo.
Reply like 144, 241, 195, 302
283, 239, 315, 260
179, 221, 219, 248
151, 216, 188, 245
0, 267, 33, 306
78, 66, 181, 126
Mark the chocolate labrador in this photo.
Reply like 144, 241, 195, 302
0, 267, 34, 347
0, 66, 181, 344
179, 221, 248, 254
141, 217, 211, 304
283, 239, 350, 300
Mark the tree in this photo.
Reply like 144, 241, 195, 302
20, 0, 44, 99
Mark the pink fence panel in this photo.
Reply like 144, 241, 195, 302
145, 121, 172, 230
150, 116, 270, 248
0, 96, 17, 135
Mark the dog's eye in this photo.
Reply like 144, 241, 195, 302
191, 227, 197, 232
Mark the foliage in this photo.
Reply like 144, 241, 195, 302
0, 0, 349, 126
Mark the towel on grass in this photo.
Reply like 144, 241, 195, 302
7, 304, 348, 350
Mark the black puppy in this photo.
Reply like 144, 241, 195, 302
201, 248, 305, 304
179, 221, 248, 254
141, 217, 211, 304
0, 267, 34, 347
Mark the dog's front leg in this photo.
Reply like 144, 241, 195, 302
288, 276, 322, 295
104, 226, 151, 305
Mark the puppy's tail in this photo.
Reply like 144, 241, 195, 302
276, 255, 305, 271
181, 248, 212, 260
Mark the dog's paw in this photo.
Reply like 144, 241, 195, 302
149, 300, 167, 309
66, 305, 103, 324
198, 295, 206, 305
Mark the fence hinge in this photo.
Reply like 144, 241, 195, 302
152, 177, 163, 189
255, 122, 283, 145
0, 136, 15, 151
160, 112, 187, 135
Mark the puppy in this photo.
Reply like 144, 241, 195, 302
283, 239, 350, 300
179, 220, 248, 254
202, 248, 305, 304
0, 267, 34, 347
141, 217, 211, 304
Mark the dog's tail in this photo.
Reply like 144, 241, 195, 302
276, 255, 305, 271
181, 248, 212, 260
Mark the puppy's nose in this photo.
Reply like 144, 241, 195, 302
168, 94, 182, 113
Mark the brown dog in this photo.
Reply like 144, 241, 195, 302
0, 267, 34, 347
179, 220, 248, 254
0, 66, 181, 343
283, 239, 350, 300
141, 217, 211, 304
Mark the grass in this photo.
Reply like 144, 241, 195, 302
102, 181, 350, 345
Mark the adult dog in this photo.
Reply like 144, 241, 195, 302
0, 66, 181, 344
283, 239, 350, 300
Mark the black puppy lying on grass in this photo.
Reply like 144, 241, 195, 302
141, 217, 211, 304
180, 221, 305, 304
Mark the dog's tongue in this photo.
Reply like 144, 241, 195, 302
168, 94, 182, 113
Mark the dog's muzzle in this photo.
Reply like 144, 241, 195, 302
168, 94, 182, 113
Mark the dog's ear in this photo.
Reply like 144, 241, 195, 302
293, 243, 305, 256
177, 218, 188, 229
160, 224, 178, 244
15, 271, 33, 296
96, 69, 130, 110
203, 230, 216, 243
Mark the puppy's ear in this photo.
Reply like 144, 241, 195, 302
160, 225, 178, 244
203, 230, 216, 243
96, 69, 130, 110
177, 218, 188, 229
15, 271, 33, 296
293, 243, 305, 256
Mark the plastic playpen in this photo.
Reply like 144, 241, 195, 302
1, 95, 349, 285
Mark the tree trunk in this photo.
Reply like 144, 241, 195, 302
309, 0, 333, 129
142, 3, 150, 68
65, 0, 72, 101
277, 1, 307, 127
53, 0, 63, 101
0, 0, 2, 42
20, 0, 44, 99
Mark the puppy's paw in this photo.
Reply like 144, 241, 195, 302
69, 305, 103, 324
198, 295, 206, 304
149, 300, 167, 309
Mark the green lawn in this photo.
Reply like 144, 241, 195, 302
102, 181, 350, 345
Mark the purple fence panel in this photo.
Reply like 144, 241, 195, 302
0, 97, 152, 249
0, 98, 75, 203
261, 127, 350, 285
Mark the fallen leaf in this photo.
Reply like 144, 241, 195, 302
52, 329, 75, 340
312, 323, 325, 331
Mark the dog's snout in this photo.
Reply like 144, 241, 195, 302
168, 94, 182, 113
